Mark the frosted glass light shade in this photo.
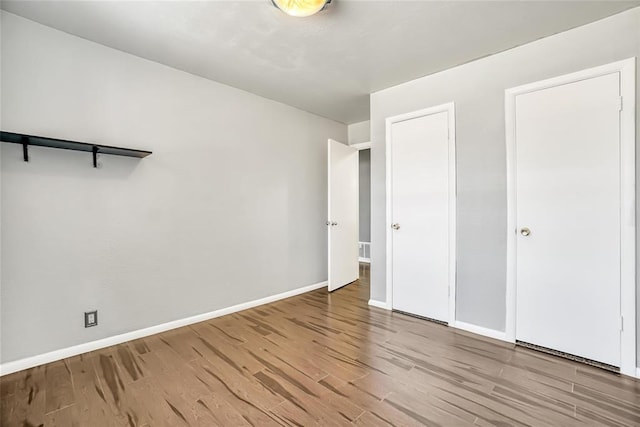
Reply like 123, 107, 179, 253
272, 0, 331, 17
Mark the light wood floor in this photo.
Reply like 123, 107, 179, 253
2, 264, 639, 426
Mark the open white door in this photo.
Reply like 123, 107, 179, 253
328, 139, 359, 292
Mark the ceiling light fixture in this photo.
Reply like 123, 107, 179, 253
272, 0, 332, 17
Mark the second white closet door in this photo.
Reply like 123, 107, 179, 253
515, 72, 622, 367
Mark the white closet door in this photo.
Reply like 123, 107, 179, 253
515, 72, 621, 366
391, 111, 450, 321
328, 139, 359, 292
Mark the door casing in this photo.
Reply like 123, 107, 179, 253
385, 102, 457, 325
505, 58, 637, 377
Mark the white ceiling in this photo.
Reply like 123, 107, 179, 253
2, 0, 639, 124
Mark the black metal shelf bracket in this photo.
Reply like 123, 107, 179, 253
0, 131, 152, 168
22, 136, 29, 162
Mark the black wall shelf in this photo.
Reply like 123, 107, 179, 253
0, 131, 152, 167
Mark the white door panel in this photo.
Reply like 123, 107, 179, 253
515, 72, 621, 366
328, 139, 359, 292
391, 111, 450, 321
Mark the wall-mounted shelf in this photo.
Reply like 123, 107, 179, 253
0, 131, 152, 168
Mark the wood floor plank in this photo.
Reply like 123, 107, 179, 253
190, 323, 265, 375
67, 353, 123, 427
92, 352, 155, 426
242, 335, 330, 382
194, 392, 252, 426
187, 358, 284, 426
1, 365, 46, 427
254, 367, 364, 424
111, 343, 150, 384
45, 360, 75, 414
352, 410, 393, 426
574, 365, 640, 405
2, 264, 639, 426
331, 375, 435, 426
384, 388, 475, 426
45, 404, 78, 427
0, 371, 19, 399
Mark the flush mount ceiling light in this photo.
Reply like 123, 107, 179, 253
272, 0, 332, 17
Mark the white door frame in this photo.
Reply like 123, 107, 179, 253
350, 141, 372, 151
505, 58, 636, 377
385, 102, 457, 325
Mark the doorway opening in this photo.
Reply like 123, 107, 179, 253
358, 149, 371, 266
349, 142, 372, 289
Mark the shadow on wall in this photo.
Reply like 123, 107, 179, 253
2, 142, 145, 181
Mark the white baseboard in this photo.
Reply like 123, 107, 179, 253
0, 280, 327, 376
635, 367, 640, 379
358, 242, 370, 264
368, 299, 390, 310
453, 321, 508, 342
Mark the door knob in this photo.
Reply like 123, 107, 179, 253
520, 227, 531, 236
391, 223, 400, 230
332, 222, 338, 226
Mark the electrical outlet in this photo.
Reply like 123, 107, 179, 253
84, 310, 98, 328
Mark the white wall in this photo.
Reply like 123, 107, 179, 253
348, 120, 370, 145
370, 8, 640, 364
358, 149, 371, 243
0, 12, 346, 364
349, 120, 371, 243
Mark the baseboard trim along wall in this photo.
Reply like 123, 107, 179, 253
453, 321, 509, 342
358, 242, 371, 263
366, 300, 507, 342
0, 280, 328, 376
368, 299, 390, 310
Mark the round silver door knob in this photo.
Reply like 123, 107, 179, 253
391, 223, 400, 230
520, 227, 531, 236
